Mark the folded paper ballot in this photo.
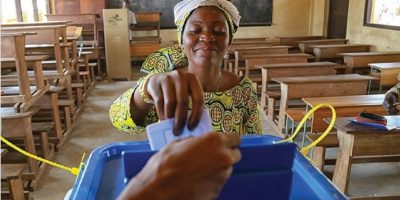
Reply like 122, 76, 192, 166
146, 109, 212, 151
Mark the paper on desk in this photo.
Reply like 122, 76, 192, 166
350, 120, 397, 130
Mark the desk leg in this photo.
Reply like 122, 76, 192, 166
301, 105, 309, 147
32, 61, 45, 89
278, 84, 289, 133
332, 130, 354, 194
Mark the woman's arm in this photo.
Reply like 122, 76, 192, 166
243, 78, 263, 134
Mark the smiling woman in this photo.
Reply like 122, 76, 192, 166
109, 0, 264, 136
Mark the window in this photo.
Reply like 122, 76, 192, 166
364, 0, 400, 30
1, 1, 18, 23
1, 0, 50, 23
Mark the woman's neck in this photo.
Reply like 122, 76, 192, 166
188, 63, 221, 92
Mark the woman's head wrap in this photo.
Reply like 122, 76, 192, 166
174, 0, 241, 45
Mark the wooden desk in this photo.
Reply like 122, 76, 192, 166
340, 52, 400, 73
1, 21, 71, 27
369, 62, 400, 91
244, 53, 313, 76
312, 44, 371, 62
303, 94, 386, 133
297, 39, 348, 53
233, 46, 291, 74
223, 42, 273, 71
257, 62, 338, 120
1, 107, 40, 186
229, 41, 272, 52
1, 33, 50, 112
276, 35, 326, 47
2, 25, 70, 77
232, 37, 268, 42
130, 12, 162, 60
46, 13, 100, 46
273, 74, 375, 133
329, 116, 400, 194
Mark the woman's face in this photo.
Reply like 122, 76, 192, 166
182, 7, 230, 68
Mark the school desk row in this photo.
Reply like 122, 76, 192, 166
1, 21, 102, 199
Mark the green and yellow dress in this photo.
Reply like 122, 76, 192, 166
109, 45, 262, 135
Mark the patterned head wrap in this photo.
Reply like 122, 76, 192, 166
174, 0, 241, 45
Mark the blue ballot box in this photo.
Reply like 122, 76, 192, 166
70, 135, 347, 200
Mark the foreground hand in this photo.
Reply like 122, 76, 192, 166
118, 133, 241, 200
147, 70, 205, 135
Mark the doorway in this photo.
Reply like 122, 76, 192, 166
327, 0, 349, 38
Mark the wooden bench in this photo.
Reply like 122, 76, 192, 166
257, 62, 339, 121
1, 163, 30, 200
272, 74, 375, 135
340, 52, 400, 74
31, 122, 55, 159
312, 44, 371, 62
297, 38, 348, 53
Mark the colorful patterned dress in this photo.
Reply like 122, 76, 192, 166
109, 45, 263, 135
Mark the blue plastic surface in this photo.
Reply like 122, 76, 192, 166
70, 135, 347, 200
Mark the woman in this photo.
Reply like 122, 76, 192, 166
110, 0, 263, 135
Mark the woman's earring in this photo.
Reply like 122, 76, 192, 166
224, 51, 229, 59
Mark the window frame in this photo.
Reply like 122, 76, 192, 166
363, 0, 400, 31
8, 0, 51, 22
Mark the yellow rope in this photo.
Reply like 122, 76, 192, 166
0, 103, 335, 175
275, 103, 336, 156
0, 136, 85, 176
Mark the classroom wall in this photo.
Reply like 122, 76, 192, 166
346, 0, 400, 51
159, 0, 316, 47
309, 0, 329, 36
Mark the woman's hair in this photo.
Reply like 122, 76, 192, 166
174, 0, 241, 44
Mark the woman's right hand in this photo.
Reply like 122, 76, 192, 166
146, 70, 205, 135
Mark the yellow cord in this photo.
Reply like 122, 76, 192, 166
0, 136, 85, 176
275, 103, 336, 156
